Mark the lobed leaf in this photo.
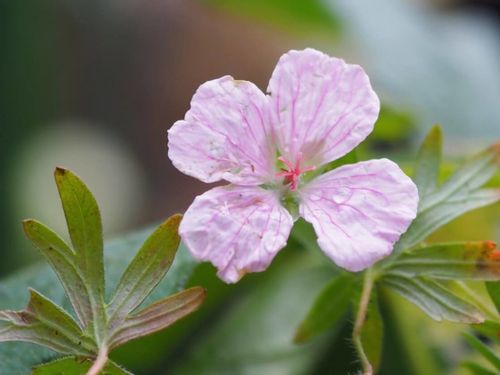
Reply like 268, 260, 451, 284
387, 241, 500, 281
395, 190, 500, 254
463, 332, 500, 372
0, 290, 94, 356
382, 275, 484, 323
413, 124, 442, 197
425, 143, 500, 208
54, 167, 106, 340
0, 228, 199, 374
392, 142, 500, 257
294, 273, 356, 343
3, 166, 206, 374
22, 219, 92, 329
109, 287, 205, 350
107, 215, 182, 330
32, 356, 132, 375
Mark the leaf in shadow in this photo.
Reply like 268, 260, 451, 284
107, 215, 182, 330
294, 272, 357, 343
109, 287, 205, 349
31, 356, 132, 375
0, 290, 94, 356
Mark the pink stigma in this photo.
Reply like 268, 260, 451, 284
276, 152, 316, 191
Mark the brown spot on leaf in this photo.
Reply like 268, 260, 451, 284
465, 241, 500, 276
490, 250, 500, 262
483, 241, 497, 251
18, 311, 33, 324
160, 256, 173, 269
54, 166, 68, 175
489, 142, 500, 165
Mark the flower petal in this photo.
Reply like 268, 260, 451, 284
180, 185, 293, 283
299, 159, 418, 271
268, 48, 379, 167
168, 76, 274, 185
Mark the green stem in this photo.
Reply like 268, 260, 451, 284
352, 269, 375, 375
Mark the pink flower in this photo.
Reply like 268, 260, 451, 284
168, 48, 418, 283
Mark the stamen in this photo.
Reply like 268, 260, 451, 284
301, 165, 316, 173
276, 171, 291, 177
277, 156, 295, 170
276, 153, 316, 191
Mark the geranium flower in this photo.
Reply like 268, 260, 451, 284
168, 48, 418, 283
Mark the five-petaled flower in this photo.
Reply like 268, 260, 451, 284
168, 48, 418, 283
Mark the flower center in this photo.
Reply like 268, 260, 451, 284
276, 152, 316, 191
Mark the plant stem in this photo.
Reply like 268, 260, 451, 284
352, 269, 375, 375
87, 345, 108, 375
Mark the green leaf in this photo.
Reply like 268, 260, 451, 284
400, 190, 500, 252
301, 149, 358, 189
413, 125, 442, 197
474, 320, 500, 342
22, 219, 92, 330
381, 290, 443, 375
358, 287, 384, 373
462, 362, 498, 375
107, 215, 182, 329
387, 241, 500, 281
0, 289, 94, 356
428, 144, 500, 205
172, 254, 335, 375
371, 105, 416, 143
463, 332, 500, 371
201, 0, 341, 36
54, 167, 106, 339
486, 282, 500, 314
313, 149, 358, 177
109, 287, 205, 349
382, 275, 484, 323
0, 231, 198, 374
393, 143, 500, 256
289, 219, 321, 254
32, 356, 132, 375
294, 273, 356, 343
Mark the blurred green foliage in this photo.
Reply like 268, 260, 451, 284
201, 0, 341, 36
373, 106, 416, 145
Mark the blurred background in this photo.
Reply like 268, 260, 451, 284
1, 0, 499, 374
